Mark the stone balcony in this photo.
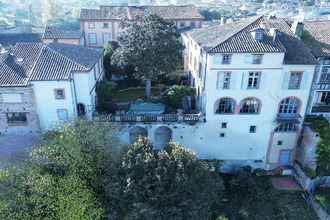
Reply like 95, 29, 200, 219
99, 112, 205, 124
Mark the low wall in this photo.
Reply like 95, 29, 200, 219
309, 193, 329, 220
293, 162, 330, 191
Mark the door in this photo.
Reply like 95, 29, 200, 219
280, 150, 291, 165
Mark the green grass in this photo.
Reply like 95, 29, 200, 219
114, 88, 158, 102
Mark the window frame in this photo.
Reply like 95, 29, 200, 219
221, 122, 227, 128
57, 109, 68, 121
223, 72, 231, 89
240, 98, 260, 114
7, 112, 27, 124
215, 98, 235, 114
249, 125, 256, 133
102, 23, 109, 29
275, 124, 297, 132
288, 72, 302, 89
247, 72, 261, 89
255, 31, 262, 40
222, 54, 231, 64
220, 133, 225, 137
102, 33, 110, 44
252, 54, 263, 64
54, 89, 65, 100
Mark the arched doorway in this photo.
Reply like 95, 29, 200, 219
154, 126, 172, 150
129, 127, 148, 144
77, 103, 86, 117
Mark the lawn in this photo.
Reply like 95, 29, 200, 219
113, 88, 158, 102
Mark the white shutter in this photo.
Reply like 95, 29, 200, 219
217, 72, 224, 89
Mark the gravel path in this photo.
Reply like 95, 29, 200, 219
0, 134, 41, 162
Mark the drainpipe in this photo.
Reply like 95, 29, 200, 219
70, 72, 78, 117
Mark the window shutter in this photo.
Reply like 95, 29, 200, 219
259, 72, 267, 90
214, 55, 221, 64
241, 72, 248, 89
217, 72, 224, 89
245, 55, 253, 63
230, 72, 236, 90
282, 72, 290, 89
300, 72, 309, 90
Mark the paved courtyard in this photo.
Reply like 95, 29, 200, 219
270, 176, 303, 191
0, 134, 41, 161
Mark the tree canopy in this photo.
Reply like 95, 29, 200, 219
162, 85, 196, 108
111, 14, 184, 98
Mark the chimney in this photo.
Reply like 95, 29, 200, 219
270, 28, 278, 41
260, 22, 266, 29
291, 20, 304, 38
1, 48, 9, 61
220, 16, 226, 25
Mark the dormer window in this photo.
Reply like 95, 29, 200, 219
255, 32, 262, 40
222, 55, 231, 64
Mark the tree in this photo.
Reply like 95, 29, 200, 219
112, 14, 184, 98
162, 85, 196, 108
0, 118, 122, 219
95, 79, 118, 113
105, 137, 224, 219
43, 0, 62, 22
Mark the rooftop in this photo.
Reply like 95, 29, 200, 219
0, 33, 42, 47
303, 20, 330, 58
0, 43, 103, 86
42, 26, 83, 39
185, 15, 317, 65
79, 5, 203, 20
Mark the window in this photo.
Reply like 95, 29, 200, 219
252, 55, 262, 64
89, 33, 97, 45
275, 124, 297, 132
200, 49, 202, 56
2, 93, 22, 103
278, 98, 299, 119
57, 109, 68, 121
278, 141, 283, 145
321, 92, 330, 104
247, 72, 260, 89
7, 113, 27, 124
54, 89, 65, 99
249, 126, 256, 133
223, 73, 230, 89
191, 22, 195, 27
255, 31, 262, 40
102, 23, 109, 28
88, 23, 95, 29
215, 98, 235, 114
199, 63, 202, 78
319, 66, 330, 83
220, 133, 225, 137
222, 55, 231, 64
195, 43, 197, 50
221, 123, 227, 128
240, 98, 259, 114
180, 22, 185, 28
288, 72, 302, 89
103, 33, 110, 44
324, 58, 330, 65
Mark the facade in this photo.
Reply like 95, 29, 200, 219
138, 15, 317, 171
42, 26, 84, 45
0, 42, 104, 133
79, 5, 204, 46
303, 20, 330, 121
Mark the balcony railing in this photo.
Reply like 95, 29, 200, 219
276, 114, 302, 124
96, 112, 205, 124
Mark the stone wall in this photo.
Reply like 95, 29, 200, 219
309, 193, 329, 220
295, 125, 320, 171
0, 86, 41, 134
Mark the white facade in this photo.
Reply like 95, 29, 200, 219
32, 59, 104, 131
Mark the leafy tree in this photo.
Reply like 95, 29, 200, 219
0, 118, 122, 219
198, 7, 227, 21
95, 79, 118, 113
112, 14, 184, 98
43, 0, 63, 22
105, 137, 224, 219
162, 85, 196, 108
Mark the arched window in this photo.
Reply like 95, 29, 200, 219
279, 98, 300, 119
240, 98, 259, 114
215, 98, 235, 114
275, 124, 297, 132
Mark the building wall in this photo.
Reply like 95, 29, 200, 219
0, 86, 40, 134
42, 39, 81, 45
32, 80, 74, 131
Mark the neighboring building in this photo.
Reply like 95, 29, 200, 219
0, 23, 33, 34
42, 26, 84, 45
79, 5, 204, 46
302, 20, 330, 121
176, 15, 317, 170
0, 42, 104, 133
0, 33, 42, 48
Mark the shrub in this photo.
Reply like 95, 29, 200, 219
315, 196, 327, 210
